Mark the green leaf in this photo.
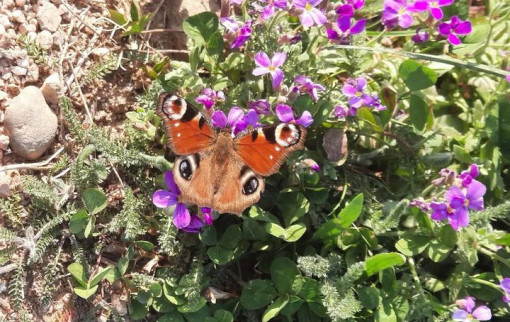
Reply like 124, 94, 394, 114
158, 311, 184, 322
262, 295, 290, 322
129, 0, 140, 22
183, 12, 219, 45
395, 234, 430, 256
135, 240, 154, 251
214, 309, 234, 322
219, 225, 241, 250
409, 95, 429, 131
177, 297, 206, 313
129, 299, 149, 320
265, 222, 306, 242
399, 59, 437, 91
117, 257, 129, 276
152, 296, 175, 313
426, 240, 451, 263
271, 257, 299, 294
421, 152, 453, 168
84, 215, 95, 238
240, 279, 277, 310
359, 286, 380, 310
375, 299, 397, 322
338, 193, 364, 227
200, 225, 217, 246
74, 285, 98, 299
207, 246, 234, 265
70, 209, 89, 234
206, 31, 224, 65
108, 9, 127, 26
438, 225, 458, 248
453, 145, 473, 163
366, 253, 406, 276
82, 188, 107, 215
89, 266, 112, 287
68, 262, 87, 287
150, 283, 163, 297
495, 234, 510, 246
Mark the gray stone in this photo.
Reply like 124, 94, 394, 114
37, 2, 61, 32
4, 86, 58, 160
36, 30, 53, 50
40, 73, 61, 104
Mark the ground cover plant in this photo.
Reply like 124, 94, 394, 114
1, 0, 510, 320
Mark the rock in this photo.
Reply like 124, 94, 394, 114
3, 0, 15, 8
4, 86, 58, 159
322, 128, 348, 165
36, 30, 53, 50
0, 134, 9, 150
40, 73, 61, 104
11, 66, 27, 76
0, 173, 10, 198
37, 2, 61, 32
26, 64, 39, 82
15, 0, 26, 6
0, 91, 7, 101
11, 10, 26, 23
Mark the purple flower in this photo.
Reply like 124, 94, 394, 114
248, 99, 271, 114
333, 105, 349, 119
336, 0, 365, 17
507, 75, 510, 83
195, 88, 225, 110
452, 296, 491, 321
458, 164, 479, 187
447, 180, 486, 212
500, 278, 510, 303
327, 16, 366, 44
293, 0, 327, 27
212, 107, 260, 135
276, 104, 313, 127
221, 18, 252, 48
153, 172, 204, 232
368, 94, 387, 111
342, 77, 373, 108
432, 168, 456, 186
410, 198, 430, 212
260, 0, 288, 20
382, 0, 415, 29
438, 16, 472, 45
229, 0, 243, 4
253, 51, 287, 90
413, 0, 455, 20
201, 207, 214, 226
303, 158, 320, 172
412, 28, 429, 43
293, 75, 325, 101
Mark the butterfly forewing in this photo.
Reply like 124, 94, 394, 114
235, 124, 307, 177
156, 93, 215, 155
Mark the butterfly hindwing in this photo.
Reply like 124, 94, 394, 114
235, 123, 307, 177
156, 93, 215, 155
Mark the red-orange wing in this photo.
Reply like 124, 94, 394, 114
235, 123, 307, 177
156, 93, 215, 155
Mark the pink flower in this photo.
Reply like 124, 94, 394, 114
253, 51, 287, 90
452, 296, 491, 321
413, 0, 455, 20
259, 0, 288, 20
293, 0, 327, 27
382, 0, 415, 29
221, 18, 252, 48
293, 75, 325, 101
195, 88, 225, 109
276, 104, 314, 127
327, 16, 366, 45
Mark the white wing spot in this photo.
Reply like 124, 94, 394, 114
174, 122, 180, 127
275, 146, 281, 151
177, 133, 181, 137
269, 155, 274, 160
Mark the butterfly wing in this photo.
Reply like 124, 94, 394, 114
235, 123, 307, 177
156, 93, 215, 155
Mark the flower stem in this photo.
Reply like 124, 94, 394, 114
478, 246, 510, 268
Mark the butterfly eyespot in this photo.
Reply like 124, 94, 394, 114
179, 159, 193, 180
242, 177, 259, 195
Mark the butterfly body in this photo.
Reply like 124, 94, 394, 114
157, 93, 306, 215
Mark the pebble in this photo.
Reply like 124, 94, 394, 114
37, 2, 61, 32
4, 86, 58, 159
15, 0, 26, 6
3, 0, 15, 8
36, 30, 53, 50
40, 73, 61, 105
0, 15, 12, 29
0, 91, 7, 101
11, 66, 27, 76
0, 134, 9, 150
26, 64, 39, 82
0, 173, 10, 198
322, 128, 348, 164
11, 10, 26, 23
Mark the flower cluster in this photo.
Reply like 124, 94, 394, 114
212, 107, 260, 136
326, 2, 366, 44
452, 296, 491, 321
381, 0, 472, 45
411, 164, 486, 231
221, 17, 252, 49
195, 88, 225, 110
153, 172, 213, 233
335, 76, 386, 118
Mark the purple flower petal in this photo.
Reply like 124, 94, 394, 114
453, 207, 469, 228
271, 52, 287, 68
356, 77, 367, 90
293, 0, 307, 9
452, 309, 468, 321
448, 33, 461, 45
430, 202, 448, 221
243, 109, 259, 126
221, 17, 239, 32
472, 306, 491, 321
271, 68, 284, 90
212, 110, 228, 128
342, 83, 357, 97
445, 186, 464, 207
310, 8, 327, 26
326, 28, 339, 40
276, 104, 295, 123
466, 180, 486, 203
348, 96, 363, 108
350, 19, 366, 34
254, 51, 271, 68
461, 296, 476, 312
399, 13, 413, 28
299, 11, 315, 27
503, 294, 510, 303
334, 105, 349, 119
261, 5, 275, 20
227, 107, 244, 127
454, 21, 472, 35
430, 7, 443, 19
438, 0, 455, 6
297, 111, 314, 127
201, 207, 214, 225
173, 203, 191, 229
501, 278, 510, 293
181, 215, 204, 233
153, 190, 178, 208
337, 15, 351, 33
253, 67, 270, 76
309, 0, 323, 6
336, 4, 354, 17
165, 171, 180, 194
413, 0, 429, 11
438, 22, 451, 35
